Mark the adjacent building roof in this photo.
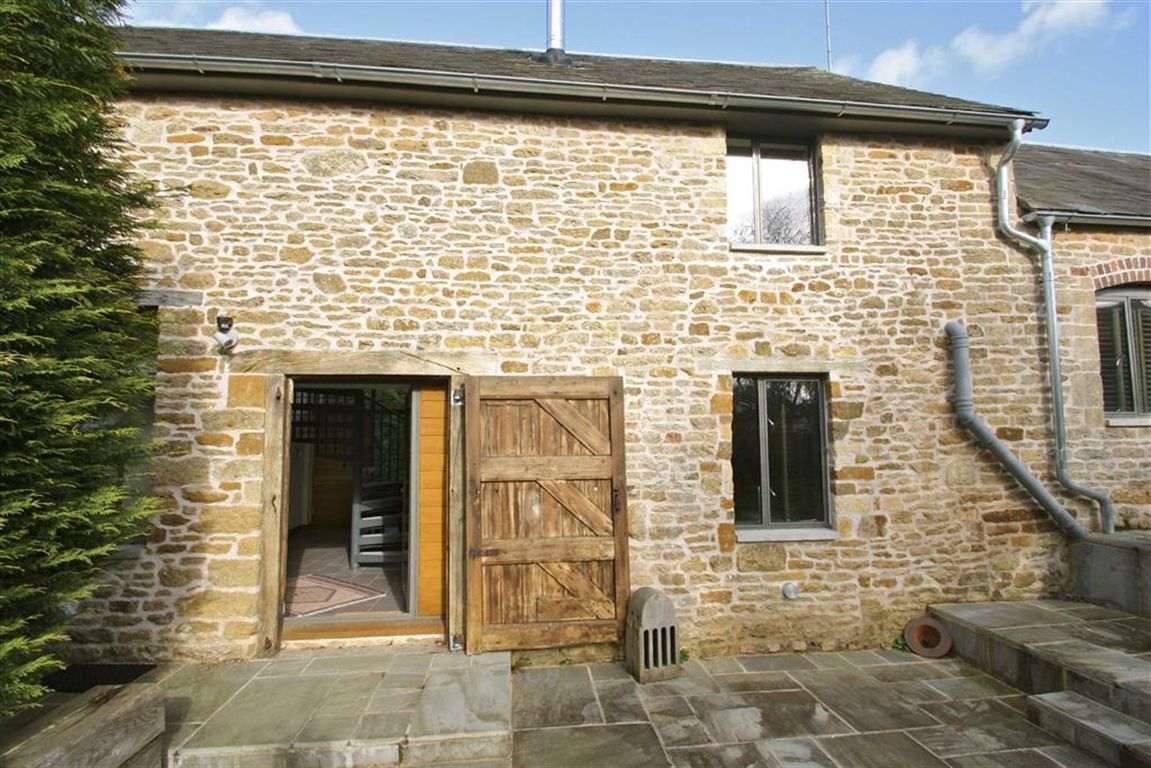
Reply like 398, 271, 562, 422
115, 26, 1042, 135
1015, 144, 1151, 225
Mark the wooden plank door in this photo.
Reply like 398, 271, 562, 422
464, 376, 628, 653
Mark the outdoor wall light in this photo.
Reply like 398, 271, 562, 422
214, 316, 239, 354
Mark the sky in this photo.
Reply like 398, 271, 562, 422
125, 0, 1151, 153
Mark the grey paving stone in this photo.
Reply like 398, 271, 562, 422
159, 660, 265, 724
409, 663, 510, 738
688, 690, 853, 743
404, 732, 509, 764
1031, 690, 1151, 745
863, 662, 958, 683
757, 737, 837, 767
926, 675, 1018, 699
836, 650, 891, 666
806, 653, 855, 669
713, 672, 798, 693
258, 659, 312, 677
885, 680, 954, 704
1038, 743, 1115, 768
355, 711, 410, 741
934, 603, 1078, 630
512, 723, 669, 768
1061, 605, 1137, 622
738, 654, 818, 672
789, 668, 939, 731
646, 696, 713, 748
164, 718, 203, 751
389, 654, 433, 675
818, 731, 948, 768
1120, 741, 1151, 768
428, 652, 470, 670
512, 666, 601, 729
700, 657, 745, 675
639, 662, 723, 698
1076, 620, 1151, 654
919, 698, 1061, 753
294, 713, 361, 745
377, 672, 426, 690
588, 662, 633, 681
183, 675, 338, 749
1032, 640, 1150, 685
874, 649, 924, 664
596, 679, 647, 723
366, 689, 420, 713
305, 655, 395, 675
668, 742, 770, 768
945, 748, 1064, 768
310, 673, 382, 718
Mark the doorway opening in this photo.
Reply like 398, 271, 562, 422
282, 379, 447, 638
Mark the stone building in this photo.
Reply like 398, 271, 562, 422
71, 26, 1150, 662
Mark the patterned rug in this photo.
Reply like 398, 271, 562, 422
284, 574, 384, 617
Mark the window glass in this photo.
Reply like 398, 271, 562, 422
758, 149, 813, 246
763, 379, 825, 524
726, 144, 755, 245
732, 375, 763, 526
732, 375, 830, 529
726, 140, 817, 246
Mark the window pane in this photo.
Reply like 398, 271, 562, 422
732, 375, 763, 526
1096, 301, 1133, 412
763, 379, 825, 524
1136, 299, 1151, 412
758, 148, 813, 245
726, 145, 755, 244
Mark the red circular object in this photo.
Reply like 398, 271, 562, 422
903, 616, 953, 659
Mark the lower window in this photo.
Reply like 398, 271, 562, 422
732, 374, 832, 529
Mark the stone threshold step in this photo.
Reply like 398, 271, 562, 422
929, 601, 1151, 724
172, 730, 511, 768
1029, 691, 1151, 768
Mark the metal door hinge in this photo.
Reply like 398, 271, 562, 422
452, 385, 465, 406
611, 487, 621, 515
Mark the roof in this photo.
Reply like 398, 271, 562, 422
115, 26, 1037, 128
1015, 144, 1151, 222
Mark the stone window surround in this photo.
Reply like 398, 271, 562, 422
703, 359, 865, 543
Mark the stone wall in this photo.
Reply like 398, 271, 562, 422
68, 93, 1150, 660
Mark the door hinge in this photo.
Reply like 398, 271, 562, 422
611, 486, 621, 515
452, 385, 465, 406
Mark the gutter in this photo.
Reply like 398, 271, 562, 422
1022, 211, 1151, 230
945, 322, 1090, 540
996, 120, 1116, 534
117, 51, 1048, 132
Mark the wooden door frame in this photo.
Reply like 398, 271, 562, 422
463, 375, 629, 654
250, 352, 480, 655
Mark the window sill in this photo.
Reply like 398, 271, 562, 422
729, 243, 828, 256
1105, 415, 1151, 428
735, 527, 839, 543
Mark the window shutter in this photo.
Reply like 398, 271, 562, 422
1136, 299, 1151, 412
1096, 301, 1132, 412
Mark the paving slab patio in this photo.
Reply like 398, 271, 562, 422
139, 645, 1098, 767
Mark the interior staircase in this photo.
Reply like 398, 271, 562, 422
930, 533, 1151, 768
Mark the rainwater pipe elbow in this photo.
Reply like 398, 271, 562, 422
945, 322, 1089, 541
994, 120, 1115, 534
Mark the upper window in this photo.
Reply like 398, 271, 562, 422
732, 375, 831, 529
1095, 285, 1151, 415
727, 139, 818, 246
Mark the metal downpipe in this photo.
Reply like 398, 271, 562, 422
996, 120, 1116, 533
945, 322, 1090, 540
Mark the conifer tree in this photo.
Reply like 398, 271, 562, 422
0, 0, 156, 715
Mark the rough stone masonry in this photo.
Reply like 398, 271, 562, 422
68, 94, 1150, 661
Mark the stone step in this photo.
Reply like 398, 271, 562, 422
1071, 532, 1151, 619
1028, 690, 1151, 767
929, 600, 1151, 724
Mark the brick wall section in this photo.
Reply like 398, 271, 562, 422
68, 94, 1150, 660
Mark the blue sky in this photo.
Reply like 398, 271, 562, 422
126, 1, 1150, 152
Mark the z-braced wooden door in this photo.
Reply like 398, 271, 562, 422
464, 377, 629, 653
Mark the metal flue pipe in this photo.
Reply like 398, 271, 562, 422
996, 119, 1115, 533
547, 0, 564, 53
945, 322, 1090, 540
